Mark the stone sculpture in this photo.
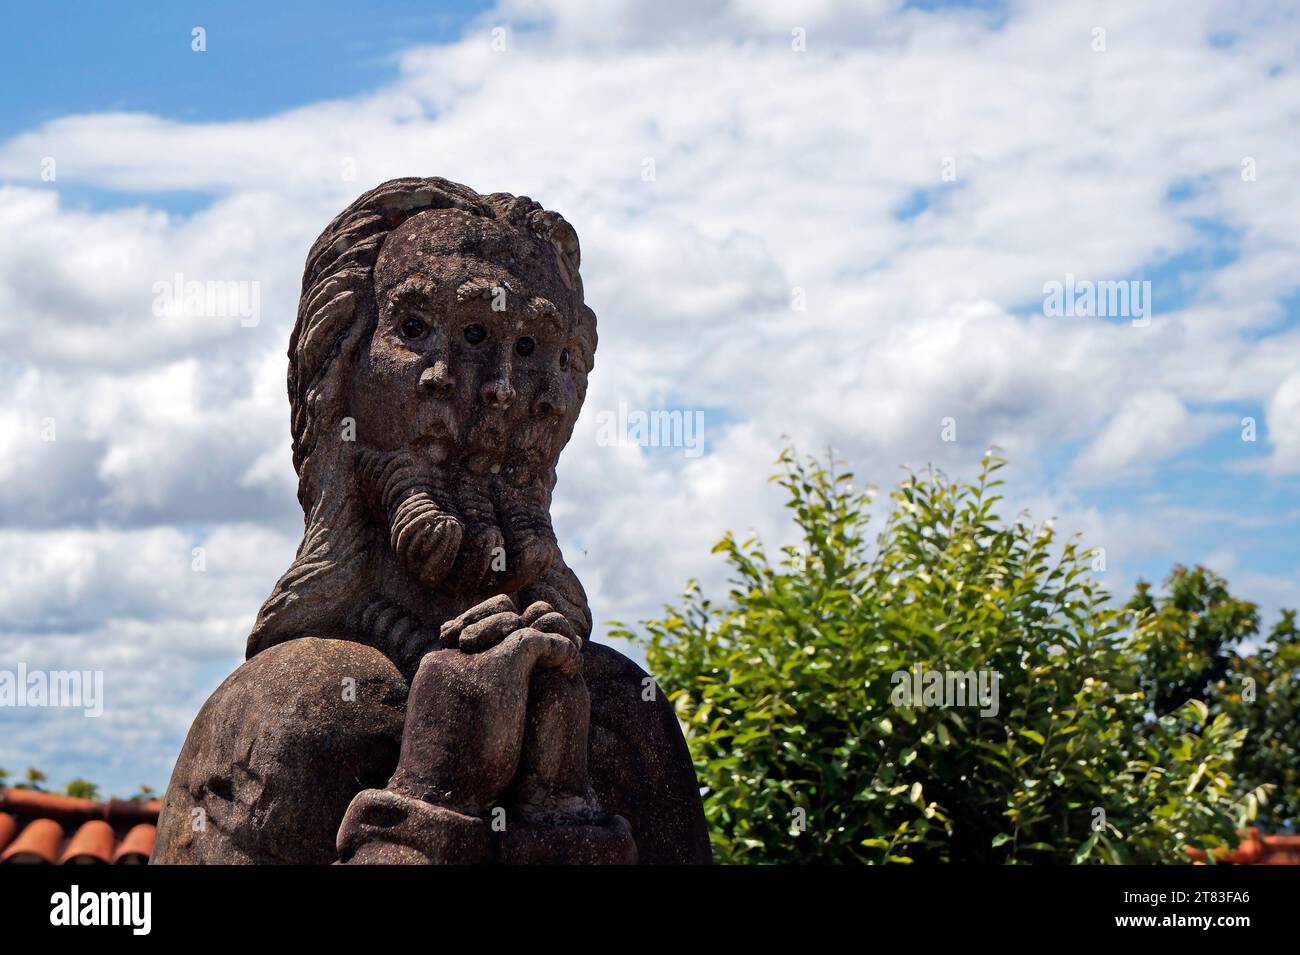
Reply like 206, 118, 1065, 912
152, 178, 710, 864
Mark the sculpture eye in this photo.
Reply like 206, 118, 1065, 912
400, 318, 428, 340
463, 324, 486, 345
559, 348, 569, 368
515, 337, 535, 357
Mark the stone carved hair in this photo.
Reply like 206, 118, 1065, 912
247, 177, 596, 672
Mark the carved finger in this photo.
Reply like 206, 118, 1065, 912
520, 600, 556, 626
490, 626, 579, 678
439, 594, 517, 648
522, 597, 583, 648
531, 610, 581, 650
457, 610, 524, 652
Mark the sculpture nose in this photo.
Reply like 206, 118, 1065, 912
419, 361, 455, 399
532, 389, 566, 419
480, 377, 516, 410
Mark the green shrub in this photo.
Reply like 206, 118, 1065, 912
616, 450, 1266, 863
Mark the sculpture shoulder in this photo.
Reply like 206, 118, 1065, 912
154, 637, 407, 864
582, 641, 713, 864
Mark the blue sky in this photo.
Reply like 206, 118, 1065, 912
0, 0, 1298, 798
0, 2, 491, 136
1, 0, 491, 216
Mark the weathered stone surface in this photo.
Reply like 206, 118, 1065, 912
584, 643, 712, 864
154, 177, 710, 864
152, 638, 407, 864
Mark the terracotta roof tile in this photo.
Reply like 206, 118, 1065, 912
0, 789, 161, 823
0, 790, 161, 865
1187, 828, 1300, 865
0, 789, 101, 820
0, 812, 17, 853
2, 817, 63, 864
61, 819, 116, 864
112, 824, 156, 864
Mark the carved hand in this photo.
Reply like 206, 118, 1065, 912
387, 619, 578, 815
439, 593, 583, 654
340, 594, 637, 863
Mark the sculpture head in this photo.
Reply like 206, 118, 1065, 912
248, 178, 596, 667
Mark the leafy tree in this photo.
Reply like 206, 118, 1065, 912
618, 450, 1263, 863
130, 784, 157, 802
15, 767, 48, 792
1215, 610, 1300, 829
1127, 566, 1258, 717
64, 778, 101, 801
1131, 568, 1299, 830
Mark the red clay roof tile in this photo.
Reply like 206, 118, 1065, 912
1, 817, 63, 864
61, 819, 116, 864
0, 789, 100, 821
0, 790, 161, 864
111, 824, 156, 864
1187, 828, 1300, 865
0, 812, 17, 853
0, 789, 161, 823
105, 797, 164, 825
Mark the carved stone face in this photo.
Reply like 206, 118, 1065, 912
347, 208, 593, 597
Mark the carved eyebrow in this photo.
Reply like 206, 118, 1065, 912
455, 277, 502, 303
526, 297, 565, 334
449, 281, 566, 333
387, 277, 438, 306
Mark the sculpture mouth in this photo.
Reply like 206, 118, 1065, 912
406, 425, 558, 485
463, 413, 509, 465
408, 432, 454, 466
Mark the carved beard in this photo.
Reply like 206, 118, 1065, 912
354, 442, 559, 597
